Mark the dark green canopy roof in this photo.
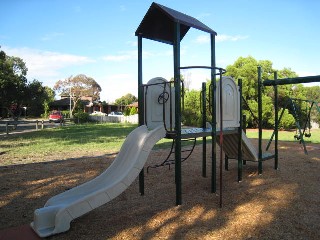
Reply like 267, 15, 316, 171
135, 2, 217, 45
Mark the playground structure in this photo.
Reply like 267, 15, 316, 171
135, 3, 279, 207
31, 2, 320, 237
136, 2, 320, 207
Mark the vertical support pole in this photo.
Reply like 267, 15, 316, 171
274, 71, 279, 170
137, 35, 145, 196
41, 120, 44, 129
237, 79, 243, 182
257, 66, 263, 174
218, 69, 224, 208
6, 122, 9, 135
202, 82, 207, 178
210, 33, 217, 193
224, 155, 229, 171
174, 22, 182, 206
36, 120, 39, 130
138, 35, 144, 126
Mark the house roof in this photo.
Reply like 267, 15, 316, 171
50, 98, 90, 107
135, 2, 216, 45
50, 98, 72, 107
127, 101, 138, 108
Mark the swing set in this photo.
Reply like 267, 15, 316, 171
291, 98, 319, 140
265, 97, 319, 155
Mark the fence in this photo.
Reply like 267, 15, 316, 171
89, 114, 138, 124
0, 120, 64, 135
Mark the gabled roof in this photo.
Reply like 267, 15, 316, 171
135, 2, 217, 45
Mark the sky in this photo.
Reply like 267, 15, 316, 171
1, 0, 320, 102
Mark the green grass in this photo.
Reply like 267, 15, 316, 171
0, 123, 137, 165
1, 123, 319, 166
245, 128, 320, 143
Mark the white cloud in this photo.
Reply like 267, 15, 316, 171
216, 34, 249, 42
2, 46, 94, 84
102, 50, 155, 62
102, 51, 137, 62
41, 32, 64, 41
195, 35, 210, 44
99, 73, 137, 102
195, 34, 248, 44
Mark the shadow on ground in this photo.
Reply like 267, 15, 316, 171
0, 140, 319, 240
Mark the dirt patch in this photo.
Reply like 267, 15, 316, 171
0, 140, 319, 240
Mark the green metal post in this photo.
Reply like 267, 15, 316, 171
224, 155, 229, 171
274, 72, 279, 170
202, 82, 207, 178
266, 107, 286, 151
210, 33, 217, 193
218, 69, 224, 208
290, 99, 308, 154
137, 35, 145, 195
257, 66, 263, 174
138, 35, 144, 126
174, 22, 182, 205
237, 79, 243, 182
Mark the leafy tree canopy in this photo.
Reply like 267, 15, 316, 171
0, 48, 28, 117
114, 93, 137, 106
0, 48, 55, 118
54, 74, 102, 114
182, 56, 315, 128
25, 80, 55, 117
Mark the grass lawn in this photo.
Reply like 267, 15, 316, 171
0, 123, 137, 166
245, 128, 320, 143
0, 123, 319, 166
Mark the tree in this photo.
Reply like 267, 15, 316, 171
42, 86, 55, 117
54, 74, 102, 114
0, 48, 28, 118
114, 93, 137, 106
24, 80, 55, 117
183, 89, 202, 126
225, 56, 300, 128
304, 86, 320, 124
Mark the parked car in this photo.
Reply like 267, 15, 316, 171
90, 111, 107, 116
109, 111, 123, 116
49, 111, 64, 123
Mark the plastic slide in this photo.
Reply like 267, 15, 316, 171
219, 130, 264, 161
31, 125, 166, 237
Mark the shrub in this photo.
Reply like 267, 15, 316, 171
73, 112, 89, 124
61, 110, 71, 118
279, 108, 296, 130
129, 107, 138, 115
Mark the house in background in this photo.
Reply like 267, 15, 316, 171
50, 95, 123, 115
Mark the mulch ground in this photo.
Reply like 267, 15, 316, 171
0, 139, 319, 240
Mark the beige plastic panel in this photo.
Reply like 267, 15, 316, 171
216, 76, 240, 128
145, 77, 175, 130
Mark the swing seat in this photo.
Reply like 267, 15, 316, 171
305, 133, 311, 138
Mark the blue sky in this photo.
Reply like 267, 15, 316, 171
1, 0, 319, 102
